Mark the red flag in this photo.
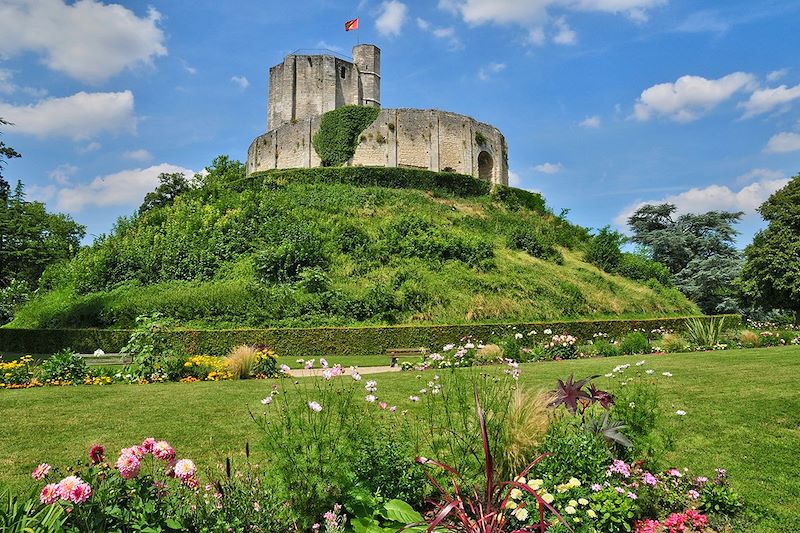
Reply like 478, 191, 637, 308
344, 17, 359, 31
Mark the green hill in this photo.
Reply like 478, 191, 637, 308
7, 160, 697, 330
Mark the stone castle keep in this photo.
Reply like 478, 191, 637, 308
246, 44, 509, 185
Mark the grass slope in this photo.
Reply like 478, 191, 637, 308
9, 167, 695, 330
0, 347, 797, 531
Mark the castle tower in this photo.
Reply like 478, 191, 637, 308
353, 44, 381, 108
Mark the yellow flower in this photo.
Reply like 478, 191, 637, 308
564, 506, 576, 515
505, 500, 517, 510
512, 507, 529, 521
573, 517, 582, 524
541, 493, 554, 504
568, 477, 581, 487
587, 509, 597, 519
510, 488, 523, 500
556, 484, 569, 493
528, 479, 543, 491
578, 498, 589, 506
515, 476, 527, 485
568, 499, 578, 507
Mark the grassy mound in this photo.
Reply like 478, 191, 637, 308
8, 165, 696, 329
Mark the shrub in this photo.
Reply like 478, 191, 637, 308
120, 313, 184, 381
660, 333, 689, 353
684, 316, 727, 348
533, 417, 611, 485
617, 253, 672, 286
611, 378, 668, 465
251, 346, 279, 378
594, 339, 621, 357
738, 330, 760, 347
543, 333, 578, 359
619, 332, 650, 355
585, 227, 624, 272
225, 345, 259, 379
312, 105, 381, 166
508, 227, 561, 263
39, 349, 87, 384
254, 226, 328, 283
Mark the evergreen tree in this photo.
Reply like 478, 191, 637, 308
627, 203, 742, 314
741, 175, 800, 324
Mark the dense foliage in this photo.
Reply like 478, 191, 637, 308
0, 119, 85, 323
741, 174, 800, 324
8, 159, 695, 330
627, 204, 742, 314
312, 105, 381, 166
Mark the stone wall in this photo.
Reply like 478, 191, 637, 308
247, 108, 509, 186
267, 45, 381, 131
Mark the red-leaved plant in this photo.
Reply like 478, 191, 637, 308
412, 389, 572, 533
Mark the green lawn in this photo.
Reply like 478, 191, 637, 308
1, 346, 798, 531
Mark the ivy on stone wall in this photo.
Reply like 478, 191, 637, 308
312, 105, 380, 166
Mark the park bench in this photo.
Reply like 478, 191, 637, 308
77, 353, 131, 367
386, 347, 427, 367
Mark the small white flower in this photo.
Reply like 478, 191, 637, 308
409, 395, 419, 402
443, 344, 455, 351
544, 328, 552, 335
662, 372, 673, 377
365, 394, 377, 402
308, 401, 322, 412
465, 342, 475, 349
604, 373, 613, 377
676, 410, 686, 416
351, 369, 362, 381
629, 402, 636, 408
261, 397, 273, 405
646, 369, 654, 375
636, 360, 645, 366
514, 333, 523, 339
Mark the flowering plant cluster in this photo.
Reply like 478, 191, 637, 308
181, 355, 233, 381
404, 339, 480, 370
0, 355, 38, 388
543, 333, 579, 360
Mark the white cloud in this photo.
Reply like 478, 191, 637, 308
27, 184, 56, 203
231, 75, 250, 90
181, 60, 197, 75
439, 0, 664, 41
766, 68, 788, 82
48, 164, 78, 185
739, 84, 800, 118
0, 91, 136, 140
56, 163, 194, 213
633, 72, 756, 122
77, 141, 102, 155
417, 18, 463, 50
478, 62, 506, 81
533, 162, 563, 174
0, 0, 166, 83
580, 115, 601, 128
508, 169, 521, 186
764, 132, 800, 154
614, 175, 790, 228
314, 40, 344, 53
416, 17, 430, 30
123, 149, 153, 162
0, 69, 15, 95
674, 10, 729, 33
552, 17, 577, 44
376, 1, 408, 37
734, 168, 785, 185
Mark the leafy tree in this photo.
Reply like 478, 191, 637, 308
585, 226, 624, 272
627, 203, 742, 314
741, 175, 800, 324
0, 117, 22, 201
139, 172, 192, 213
0, 119, 85, 319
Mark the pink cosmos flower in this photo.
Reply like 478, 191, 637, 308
305, 359, 314, 369
591, 483, 602, 492
31, 463, 50, 480
389, 406, 397, 412
687, 489, 700, 500
116, 452, 141, 479
121, 445, 144, 458
40, 483, 59, 504
642, 472, 658, 486
607, 459, 631, 478
153, 440, 176, 461
322, 369, 334, 380
308, 401, 322, 412
379, 402, 388, 410
173, 459, 196, 481
319, 358, 329, 368
667, 468, 682, 478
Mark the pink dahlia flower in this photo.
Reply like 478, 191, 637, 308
141, 437, 156, 454
89, 444, 105, 465
31, 463, 50, 480
56, 476, 83, 500
116, 452, 142, 479
69, 482, 92, 504
40, 483, 59, 505
173, 459, 196, 481
152, 440, 176, 461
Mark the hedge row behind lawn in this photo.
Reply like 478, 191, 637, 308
0, 315, 740, 358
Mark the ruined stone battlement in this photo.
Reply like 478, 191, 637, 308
247, 44, 509, 186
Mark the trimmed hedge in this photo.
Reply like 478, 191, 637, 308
0, 315, 741, 358
241, 167, 547, 213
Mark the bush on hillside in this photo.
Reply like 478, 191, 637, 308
619, 332, 650, 355
617, 253, 672, 286
254, 226, 328, 283
508, 226, 562, 263
585, 227, 624, 272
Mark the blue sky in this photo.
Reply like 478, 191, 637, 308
1, 0, 799, 246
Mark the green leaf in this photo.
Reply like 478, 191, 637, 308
381, 499, 424, 524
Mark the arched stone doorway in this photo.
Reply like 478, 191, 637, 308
477, 151, 493, 182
